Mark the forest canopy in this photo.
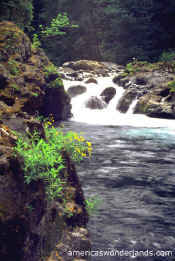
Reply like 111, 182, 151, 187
1, 0, 175, 64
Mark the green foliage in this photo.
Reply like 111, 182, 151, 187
85, 196, 101, 216
125, 63, 135, 74
44, 64, 63, 87
14, 122, 92, 201
168, 81, 175, 92
31, 92, 39, 97
32, 33, 41, 49
40, 12, 78, 37
44, 64, 59, 76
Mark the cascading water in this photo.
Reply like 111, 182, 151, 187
63, 74, 175, 260
63, 76, 175, 129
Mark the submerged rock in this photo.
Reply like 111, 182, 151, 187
85, 96, 107, 109
67, 85, 87, 98
85, 78, 98, 84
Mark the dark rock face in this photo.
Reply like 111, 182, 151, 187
42, 86, 72, 121
100, 87, 116, 104
0, 22, 90, 261
0, 21, 71, 122
85, 96, 107, 109
67, 85, 87, 98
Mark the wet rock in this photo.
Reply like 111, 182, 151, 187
67, 85, 87, 98
85, 78, 98, 84
113, 74, 130, 88
134, 85, 175, 118
117, 89, 137, 113
100, 87, 116, 104
85, 96, 107, 109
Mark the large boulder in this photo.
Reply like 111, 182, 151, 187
85, 96, 107, 109
117, 90, 137, 113
63, 60, 106, 72
67, 85, 87, 98
134, 85, 175, 118
100, 87, 116, 104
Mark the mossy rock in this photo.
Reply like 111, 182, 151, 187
0, 21, 31, 62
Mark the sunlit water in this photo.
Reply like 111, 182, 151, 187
62, 75, 175, 260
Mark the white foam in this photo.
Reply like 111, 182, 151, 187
63, 76, 175, 130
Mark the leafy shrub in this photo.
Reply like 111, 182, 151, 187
14, 122, 92, 200
159, 51, 175, 62
40, 13, 78, 37
168, 81, 175, 92
44, 64, 59, 76
32, 33, 41, 49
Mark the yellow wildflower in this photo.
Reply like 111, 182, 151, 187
76, 148, 80, 153
86, 141, 92, 147
79, 136, 85, 142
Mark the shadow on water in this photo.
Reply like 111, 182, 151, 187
62, 121, 175, 260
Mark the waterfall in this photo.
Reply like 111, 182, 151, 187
63, 75, 175, 129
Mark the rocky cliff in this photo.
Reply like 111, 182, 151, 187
0, 21, 90, 261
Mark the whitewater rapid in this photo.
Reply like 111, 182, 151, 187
63, 75, 175, 130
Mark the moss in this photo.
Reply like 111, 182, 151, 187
0, 21, 31, 62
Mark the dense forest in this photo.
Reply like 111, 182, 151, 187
1, 0, 175, 65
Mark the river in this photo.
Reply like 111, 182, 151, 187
62, 75, 175, 260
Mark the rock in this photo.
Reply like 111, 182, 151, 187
85, 78, 98, 84
100, 87, 116, 104
42, 85, 72, 121
0, 22, 90, 261
134, 85, 175, 118
117, 90, 137, 113
67, 85, 87, 98
0, 21, 31, 62
85, 96, 107, 109
63, 60, 105, 71
113, 74, 130, 88
0, 139, 90, 261
0, 21, 71, 121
